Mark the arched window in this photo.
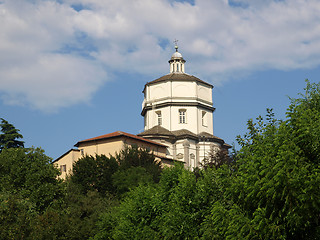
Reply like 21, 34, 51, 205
179, 109, 186, 124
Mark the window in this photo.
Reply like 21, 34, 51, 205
80, 149, 84, 156
60, 165, 66, 172
156, 111, 162, 125
202, 111, 207, 126
179, 109, 186, 124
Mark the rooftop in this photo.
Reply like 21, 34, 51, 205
75, 131, 167, 148
144, 73, 213, 89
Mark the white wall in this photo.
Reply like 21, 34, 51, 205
143, 77, 214, 135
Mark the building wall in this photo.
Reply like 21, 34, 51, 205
53, 149, 80, 179
121, 137, 167, 158
145, 105, 213, 135
78, 137, 167, 159
55, 137, 168, 179
197, 83, 212, 103
197, 108, 213, 134
78, 139, 124, 158
143, 79, 214, 135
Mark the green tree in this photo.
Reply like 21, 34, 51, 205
70, 146, 162, 198
115, 145, 162, 183
94, 80, 320, 240
29, 182, 117, 240
112, 166, 153, 197
0, 147, 64, 239
70, 154, 119, 196
94, 163, 232, 239
204, 81, 320, 239
0, 118, 24, 152
200, 146, 234, 170
0, 192, 35, 240
0, 147, 63, 212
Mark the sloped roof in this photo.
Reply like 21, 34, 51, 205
172, 129, 198, 138
75, 131, 166, 148
144, 73, 213, 89
137, 125, 175, 137
139, 126, 230, 147
199, 131, 224, 141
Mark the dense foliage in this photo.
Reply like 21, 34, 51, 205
0, 118, 24, 152
94, 80, 320, 239
69, 145, 162, 198
1, 80, 320, 239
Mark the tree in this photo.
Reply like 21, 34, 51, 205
0, 147, 64, 239
0, 192, 35, 240
0, 118, 24, 152
70, 146, 163, 198
206, 81, 320, 239
0, 147, 63, 212
93, 165, 185, 240
115, 145, 163, 183
29, 184, 117, 240
70, 154, 119, 196
112, 166, 153, 197
94, 163, 232, 239
200, 145, 234, 170
94, 80, 320, 240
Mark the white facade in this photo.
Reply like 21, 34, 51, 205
139, 45, 230, 169
143, 80, 214, 135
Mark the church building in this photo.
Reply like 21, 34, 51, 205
53, 44, 230, 178
138, 44, 230, 169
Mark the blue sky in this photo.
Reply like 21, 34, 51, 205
1, 0, 320, 159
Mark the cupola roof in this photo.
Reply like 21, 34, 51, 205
169, 42, 186, 73
171, 45, 183, 59
145, 73, 213, 88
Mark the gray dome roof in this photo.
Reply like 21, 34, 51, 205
171, 51, 183, 59
145, 73, 213, 88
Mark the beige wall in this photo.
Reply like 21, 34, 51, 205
54, 149, 80, 179
54, 136, 167, 179
121, 137, 167, 157
78, 138, 124, 158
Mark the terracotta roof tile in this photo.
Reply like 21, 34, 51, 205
75, 131, 166, 147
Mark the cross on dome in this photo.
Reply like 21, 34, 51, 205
169, 40, 185, 73
174, 39, 179, 52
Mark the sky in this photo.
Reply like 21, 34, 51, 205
1, 0, 320, 160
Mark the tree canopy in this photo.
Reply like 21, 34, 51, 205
69, 145, 163, 198
1, 80, 320, 240
0, 118, 24, 152
94, 80, 320, 239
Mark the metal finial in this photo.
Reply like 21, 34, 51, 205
174, 39, 179, 52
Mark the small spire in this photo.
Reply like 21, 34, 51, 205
174, 39, 179, 52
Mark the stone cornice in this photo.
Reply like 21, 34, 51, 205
144, 96, 213, 107
141, 101, 215, 116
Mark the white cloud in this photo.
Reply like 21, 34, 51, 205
1, 0, 320, 112
0, 54, 106, 112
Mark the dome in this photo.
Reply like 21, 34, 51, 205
171, 51, 183, 59
168, 44, 186, 73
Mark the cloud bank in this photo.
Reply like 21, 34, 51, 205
1, 0, 320, 112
